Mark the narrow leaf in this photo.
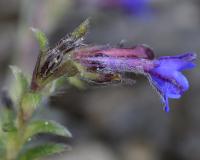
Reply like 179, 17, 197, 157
31, 28, 48, 53
24, 120, 72, 141
18, 143, 69, 160
9, 66, 29, 101
71, 18, 90, 40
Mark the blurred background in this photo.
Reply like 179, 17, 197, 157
0, 0, 200, 160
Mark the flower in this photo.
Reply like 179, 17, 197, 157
30, 19, 196, 112
73, 45, 196, 112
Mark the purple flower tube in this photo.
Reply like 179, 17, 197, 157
73, 45, 196, 112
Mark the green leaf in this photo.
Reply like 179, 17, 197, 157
71, 18, 90, 40
9, 66, 29, 101
0, 106, 16, 133
31, 28, 48, 53
1, 122, 17, 133
21, 92, 42, 121
24, 120, 72, 141
18, 143, 69, 160
0, 139, 5, 158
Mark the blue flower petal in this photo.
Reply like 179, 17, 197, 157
158, 53, 196, 71
148, 53, 196, 112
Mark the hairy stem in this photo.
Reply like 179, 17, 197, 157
5, 91, 36, 160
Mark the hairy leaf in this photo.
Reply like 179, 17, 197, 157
31, 28, 48, 53
9, 66, 29, 101
71, 18, 90, 40
18, 143, 69, 160
24, 120, 71, 141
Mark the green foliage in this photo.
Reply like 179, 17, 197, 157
1, 62, 71, 160
21, 93, 41, 111
71, 18, 90, 40
1, 121, 16, 133
18, 143, 68, 160
0, 19, 93, 160
0, 139, 5, 157
0, 102, 16, 133
20, 92, 41, 121
30, 28, 48, 53
24, 120, 72, 141
9, 66, 29, 101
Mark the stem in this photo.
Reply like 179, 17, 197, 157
5, 91, 36, 160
